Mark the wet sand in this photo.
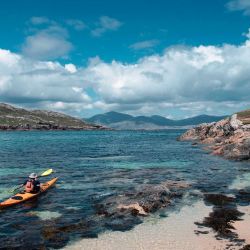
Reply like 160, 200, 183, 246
233, 206, 250, 245
65, 201, 236, 250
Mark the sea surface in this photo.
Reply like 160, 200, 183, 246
0, 130, 249, 249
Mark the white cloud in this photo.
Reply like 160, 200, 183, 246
1, 28, 250, 117
0, 48, 20, 67
83, 33, 250, 116
30, 16, 51, 25
65, 63, 77, 73
129, 39, 159, 50
91, 16, 122, 37
0, 49, 92, 115
66, 19, 86, 31
244, 28, 250, 39
22, 25, 73, 60
226, 0, 250, 15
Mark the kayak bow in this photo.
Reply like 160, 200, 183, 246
0, 177, 58, 209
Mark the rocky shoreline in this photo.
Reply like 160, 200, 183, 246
179, 112, 250, 161
0, 123, 106, 131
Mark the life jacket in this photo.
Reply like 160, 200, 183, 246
25, 179, 35, 193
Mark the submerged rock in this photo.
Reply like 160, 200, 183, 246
204, 193, 235, 206
93, 180, 191, 232
118, 203, 148, 215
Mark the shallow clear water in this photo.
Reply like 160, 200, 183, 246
0, 130, 249, 248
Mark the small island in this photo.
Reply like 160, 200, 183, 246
0, 103, 106, 131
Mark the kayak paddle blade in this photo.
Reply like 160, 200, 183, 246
40, 169, 53, 177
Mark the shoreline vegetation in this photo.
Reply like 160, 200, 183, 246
0, 103, 107, 131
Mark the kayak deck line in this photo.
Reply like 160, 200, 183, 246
0, 177, 58, 209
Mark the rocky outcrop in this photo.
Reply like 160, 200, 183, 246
179, 112, 250, 160
0, 103, 107, 131
94, 180, 190, 221
117, 203, 148, 215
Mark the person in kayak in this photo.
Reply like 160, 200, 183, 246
23, 173, 40, 193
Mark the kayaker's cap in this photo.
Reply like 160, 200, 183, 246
29, 173, 37, 179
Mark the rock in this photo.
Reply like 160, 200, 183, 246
118, 203, 148, 215
212, 146, 224, 156
179, 112, 250, 161
242, 124, 250, 131
93, 179, 190, 232
230, 114, 243, 131
179, 128, 197, 141
104, 212, 142, 231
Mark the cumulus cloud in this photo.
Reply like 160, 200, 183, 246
0, 48, 92, 115
83, 34, 250, 116
65, 63, 77, 73
129, 39, 159, 50
91, 16, 122, 37
226, 0, 250, 15
1, 28, 250, 117
22, 25, 73, 60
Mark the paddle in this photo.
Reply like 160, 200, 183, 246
40, 169, 53, 177
11, 169, 54, 193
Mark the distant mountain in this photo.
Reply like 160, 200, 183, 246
86, 111, 227, 130
0, 103, 105, 131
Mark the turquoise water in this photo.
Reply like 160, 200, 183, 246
0, 130, 249, 248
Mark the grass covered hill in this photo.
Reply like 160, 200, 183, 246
237, 109, 250, 125
0, 103, 105, 130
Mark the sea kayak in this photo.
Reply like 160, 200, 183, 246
0, 177, 58, 209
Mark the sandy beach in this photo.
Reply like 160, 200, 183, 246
233, 206, 250, 245
65, 200, 247, 250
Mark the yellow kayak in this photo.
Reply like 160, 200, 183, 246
0, 177, 58, 209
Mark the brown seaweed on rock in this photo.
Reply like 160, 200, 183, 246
196, 193, 246, 248
241, 245, 250, 250
198, 207, 244, 238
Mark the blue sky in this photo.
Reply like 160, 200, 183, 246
0, 0, 250, 118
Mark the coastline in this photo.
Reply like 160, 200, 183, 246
64, 200, 249, 250
179, 114, 250, 161
1, 129, 249, 249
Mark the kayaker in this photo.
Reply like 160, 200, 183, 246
23, 173, 41, 193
